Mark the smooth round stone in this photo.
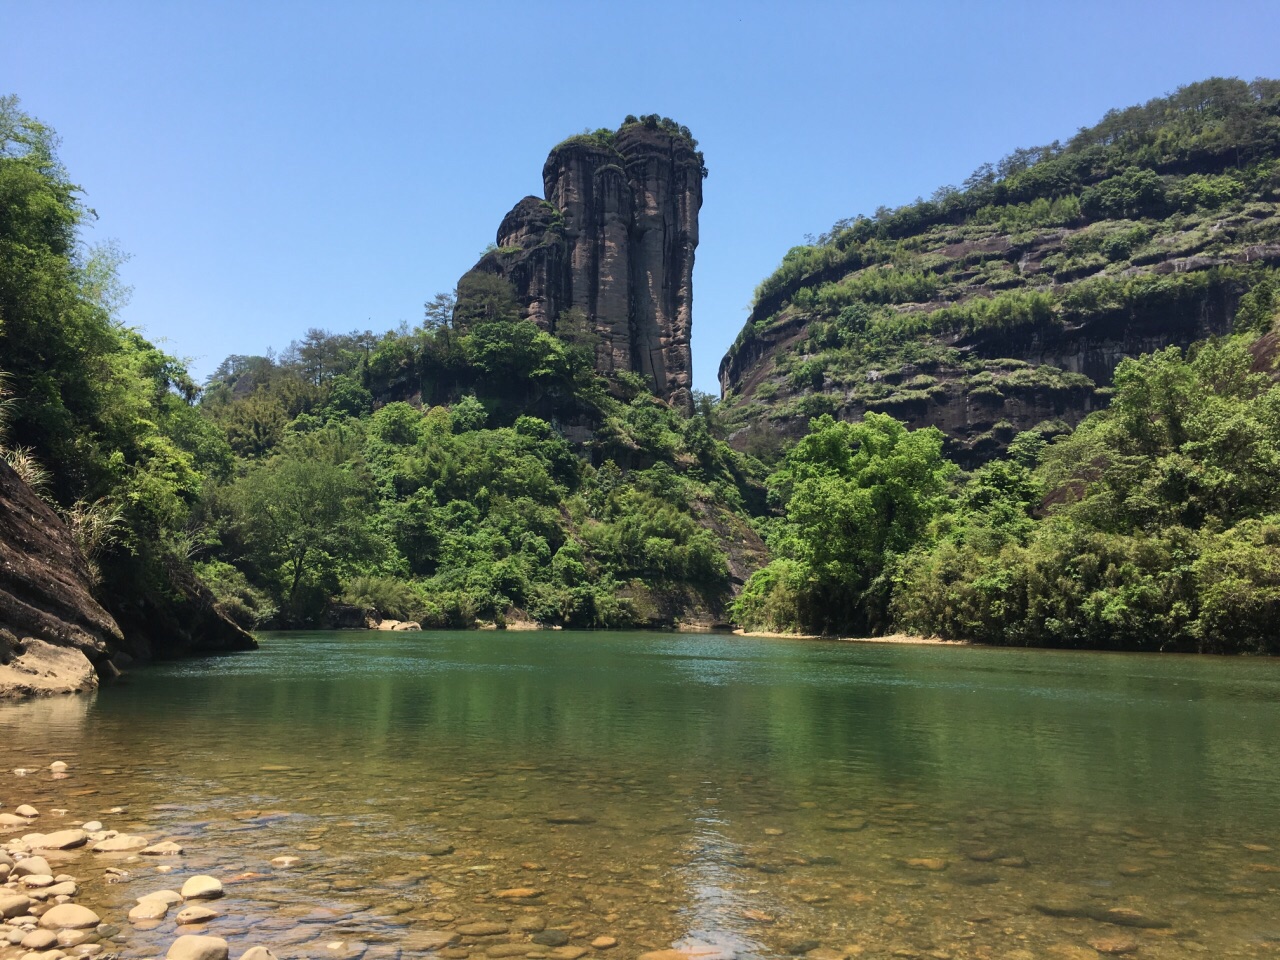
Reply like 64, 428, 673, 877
54, 930, 95, 948
531, 931, 570, 948
590, 938, 617, 950
13, 858, 52, 878
36, 832, 86, 852
1, 897, 34, 921
79, 824, 101, 834
21, 876, 54, 889
38, 905, 100, 930
138, 890, 183, 906
141, 842, 185, 857
167, 935, 230, 960
181, 876, 224, 900
48, 764, 67, 774
20, 930, 57, 950
238, 950, 279, 960
38, 883, 78, 900
269, 857, 300, 869
0, 813, 29, 826
176, 907, 219, 925
128, 901, 169, 922
91, 835, 148, 853
15, 806, 38, 819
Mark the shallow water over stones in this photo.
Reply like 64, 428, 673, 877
4, 630, 1280, 959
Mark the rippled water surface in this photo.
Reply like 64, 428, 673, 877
4, 630, 1280, 959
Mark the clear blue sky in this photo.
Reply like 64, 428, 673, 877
5, 1, 1279, 394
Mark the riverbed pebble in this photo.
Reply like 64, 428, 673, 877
19, 930, 57, 950
138, 890, 184, 905
48, 764, 67, 774
141, 841, 185, 856
166, 934, 230, 960
15, 806, 39, 819
176, 906, 220, 925
237, 950, 280, 960
129, 900, 170, 922
37, 905, 100, 930
37, 831, 87, 851
90, 835, 148, 853
13, 860, 50, 885
181, 876, 225, 900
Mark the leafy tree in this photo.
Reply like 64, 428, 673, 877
736, 413, 955, 634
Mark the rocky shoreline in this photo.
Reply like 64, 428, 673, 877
1, 764, 275, 960
0, 762, 669, 960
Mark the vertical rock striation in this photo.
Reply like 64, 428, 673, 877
459, 118, 704, 409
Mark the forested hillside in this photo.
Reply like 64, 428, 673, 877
728, 79, 1280, 651
4, 82, 1280, 653
720, 78, 1280, 464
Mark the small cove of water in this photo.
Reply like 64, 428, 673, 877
4, 630, 1280, 959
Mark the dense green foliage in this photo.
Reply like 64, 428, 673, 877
0, 96, 231, 611
194, 324, 757, 628
8, 85, 1280, 654
739, 331, 1280, 652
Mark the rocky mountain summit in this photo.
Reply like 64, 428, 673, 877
459, 116, 705, 409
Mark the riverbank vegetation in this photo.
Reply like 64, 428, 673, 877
4, 80, 1280, 650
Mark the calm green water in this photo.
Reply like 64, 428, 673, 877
4, 630, 1280, 959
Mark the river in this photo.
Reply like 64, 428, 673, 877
2, 630, 1279, 959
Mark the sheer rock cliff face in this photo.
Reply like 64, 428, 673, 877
463, 123, 703, 409
0, 460, 120, 698
0, 459, 257, 699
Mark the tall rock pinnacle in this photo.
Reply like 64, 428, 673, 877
458, 117, 705, 409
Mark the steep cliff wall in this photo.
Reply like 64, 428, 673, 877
0, 460, 121, 698
718, 79, 1280, 464
0, 459, 258, 699
460, 119, 704, 409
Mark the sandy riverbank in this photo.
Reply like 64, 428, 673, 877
732, 629, 969, 646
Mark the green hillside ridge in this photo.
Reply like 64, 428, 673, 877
4, 83, 1280, 652
719, 77, 1280, 464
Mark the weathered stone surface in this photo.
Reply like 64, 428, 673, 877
140, 841, 184, 856
181, 876, 224, 900
37, 904, 100, 929
13, 857, 51, 878
129, 900, 170, 922
91, 835, 148, 853
0, 461, 124, 700
459, 119, 704, 409
176, 905, 219, 925
36, 831, 86, 851
237, 949, 280, 960
0, 893, 32, 918
167, 935, 229, 960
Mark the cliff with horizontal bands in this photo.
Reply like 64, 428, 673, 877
719, 78, 1280, 464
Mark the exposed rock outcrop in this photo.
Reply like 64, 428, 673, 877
460, 118, 704, 409
0, 460, 121, 698
0, 459, 257, 699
